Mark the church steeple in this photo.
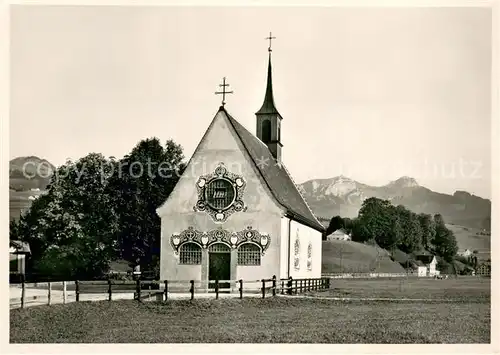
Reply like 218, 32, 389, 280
256, 53, 279, 115
256, 32, 283, 163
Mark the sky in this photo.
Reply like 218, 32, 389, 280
9, 6, 492, 198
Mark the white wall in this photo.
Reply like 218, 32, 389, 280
279, 217, 290, 280
287, 219, 322, 279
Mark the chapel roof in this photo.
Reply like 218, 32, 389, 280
222, 107, 325, 233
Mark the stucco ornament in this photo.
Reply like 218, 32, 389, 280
171, 226, 270, 255
307, 242, 312, 271
193, 162, 247, 223
294, 229, 300, 271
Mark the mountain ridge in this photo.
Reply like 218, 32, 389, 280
9, 156, 491, 232
299, 175, 491, 231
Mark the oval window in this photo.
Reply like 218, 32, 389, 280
205, 178, 236, 210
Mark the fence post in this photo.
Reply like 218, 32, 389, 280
272, 275, 276, 297
239, 279, 243, 299
21, 274, 25, 309
287, 277, 292, 295
327, 277, 331, 289
108, 279, 112, 301
295, 279, 298, 294
190, 280, 194, 300
261, 279, 265, 299
75, 280, 80, 302
63, 281, 67, 304
281, 280, 284, 295
136, 279, 141, 301
164, 280, 168, 301
215, 280, 219, 300
47, 281, 51, 305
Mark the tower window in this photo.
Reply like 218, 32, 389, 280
262, 119, 271, 143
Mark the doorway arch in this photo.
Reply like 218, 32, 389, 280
208, 243, 231, 290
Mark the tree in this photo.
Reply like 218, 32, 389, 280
356, 198, 397, 249
107, 138, 184, 273
417, 213, 436, 249
433, 214, 458, 262
10, 154, 119, 279
325, 216, 345, 237
395, 207, 422, 254
342, 217, 353, 233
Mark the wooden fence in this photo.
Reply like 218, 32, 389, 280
10, 276, 330, 309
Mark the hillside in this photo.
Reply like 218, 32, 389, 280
321, 240, 406, 274
9, 156, 54, 221
300, 176, 491, 230
446, 224, 491, 260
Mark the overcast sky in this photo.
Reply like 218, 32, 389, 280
9, 6, 492, 198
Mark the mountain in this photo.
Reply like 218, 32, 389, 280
299, 176, 491, 230
9, 156, 55, 221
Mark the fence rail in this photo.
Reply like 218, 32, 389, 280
10, 275, 330, 309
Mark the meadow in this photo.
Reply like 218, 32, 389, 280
10, 276, 490, 343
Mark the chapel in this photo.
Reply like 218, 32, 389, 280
157, 40, 325, 290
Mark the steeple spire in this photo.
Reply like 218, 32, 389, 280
256, 32, 283, 163
256, 49, 279, 115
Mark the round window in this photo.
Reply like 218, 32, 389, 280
205, 178, 236, 211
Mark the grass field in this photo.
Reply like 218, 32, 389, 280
10, 277, 490, 344
312, 276, 491, 301
322, 240, 405, 274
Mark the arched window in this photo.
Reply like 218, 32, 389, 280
237, 243, 261, 265
209, 243, 231, 253
262, 119, 271, 143
179, 243, 202, 265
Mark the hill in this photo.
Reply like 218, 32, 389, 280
299, 176, 491, 230
321, 240, 406, 274
446, 223, 491, 260
9, 156, 55, 221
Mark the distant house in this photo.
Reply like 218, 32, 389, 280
9, 240, 31, 275
457, 249, 472, 257
326, 228, 352, 241
414, 254, 438, 277
476, 261, 491, 276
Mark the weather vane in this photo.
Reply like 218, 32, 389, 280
215, 77, 233, 106
266, 31, 276, 52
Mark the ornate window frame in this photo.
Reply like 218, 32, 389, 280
294, 229, 300, 271
193, 163, 247, 223
307, 242, 312, 271
171, 226, 270, 256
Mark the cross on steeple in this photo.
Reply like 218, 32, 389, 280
215, 77, 233, 106
266, 32, 276, 52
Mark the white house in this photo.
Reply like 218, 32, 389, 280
326, 228, 351, 241
414, 254, 438, 277
9, 240, 31, 275
457, 249, 472, 257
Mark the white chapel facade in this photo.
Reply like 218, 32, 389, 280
157, 45, 325, 289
